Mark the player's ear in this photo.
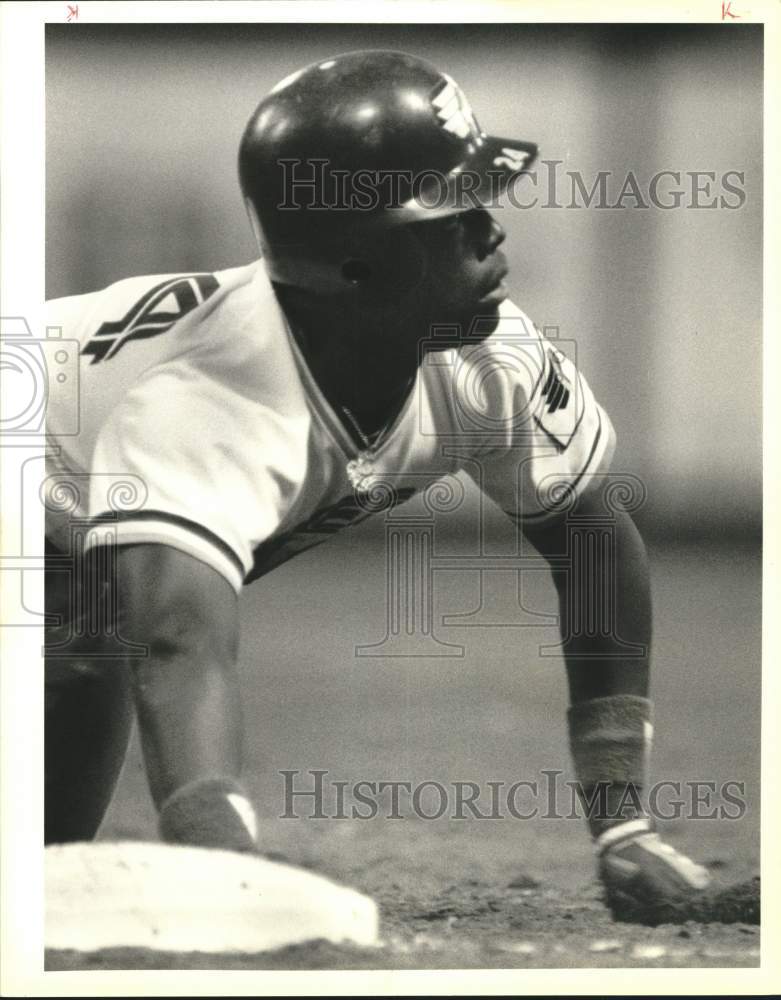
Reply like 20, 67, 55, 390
341, 228, 428, 301
340, 258, 373, 284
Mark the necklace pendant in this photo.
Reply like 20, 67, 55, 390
346, 453, 376, 491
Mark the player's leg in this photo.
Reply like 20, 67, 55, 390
44, 539, 134, 844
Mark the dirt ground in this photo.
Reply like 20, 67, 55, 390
46, 527, 761, 970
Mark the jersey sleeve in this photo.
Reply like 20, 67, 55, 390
459, 302, 616, 524
83, 361, 305, 594
45, 264, 301, 592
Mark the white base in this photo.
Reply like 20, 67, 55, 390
46, 841, 379, 954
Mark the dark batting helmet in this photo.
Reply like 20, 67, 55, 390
238, 49, 538, 295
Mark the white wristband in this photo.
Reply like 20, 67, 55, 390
595, 816, 652, 855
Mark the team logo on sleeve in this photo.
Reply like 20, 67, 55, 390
81, 273, 219, 364
541, 348, 571, 413
534, 347, 582, 450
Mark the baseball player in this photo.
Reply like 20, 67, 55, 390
44, 50, 724, 925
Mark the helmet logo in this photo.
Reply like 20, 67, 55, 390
431, 75, 479, 140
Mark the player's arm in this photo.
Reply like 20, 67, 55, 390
522, 486, 651, 704
114, 543, 257, 851
465, 313, 651, 835
521, 482, 653, 842
524, 487, 723, 922
466, 310, 722, 921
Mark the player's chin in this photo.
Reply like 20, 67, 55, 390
420, 303, 499, 356
464, 300, 502, 339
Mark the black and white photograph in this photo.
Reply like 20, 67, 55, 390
0, 1, 777, 993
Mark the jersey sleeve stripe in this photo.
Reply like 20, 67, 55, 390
83, 510, 247, 592
523, 337, 548, 401
513, 405, 617, 523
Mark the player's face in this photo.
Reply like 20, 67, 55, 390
409, 207, 508, 339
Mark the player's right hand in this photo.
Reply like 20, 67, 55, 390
597, 819, 712, 925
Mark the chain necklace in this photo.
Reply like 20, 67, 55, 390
340, 405, 389, 451
342, 408, 383, 490
342, 377, 415, 490
281, 312, 413, 490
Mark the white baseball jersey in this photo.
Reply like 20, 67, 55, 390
45, 260, 615, 593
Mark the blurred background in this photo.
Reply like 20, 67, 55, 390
46, 22, 762, 539
46, 22, 762, 904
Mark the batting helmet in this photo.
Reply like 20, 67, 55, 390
238, 50, 538, 295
